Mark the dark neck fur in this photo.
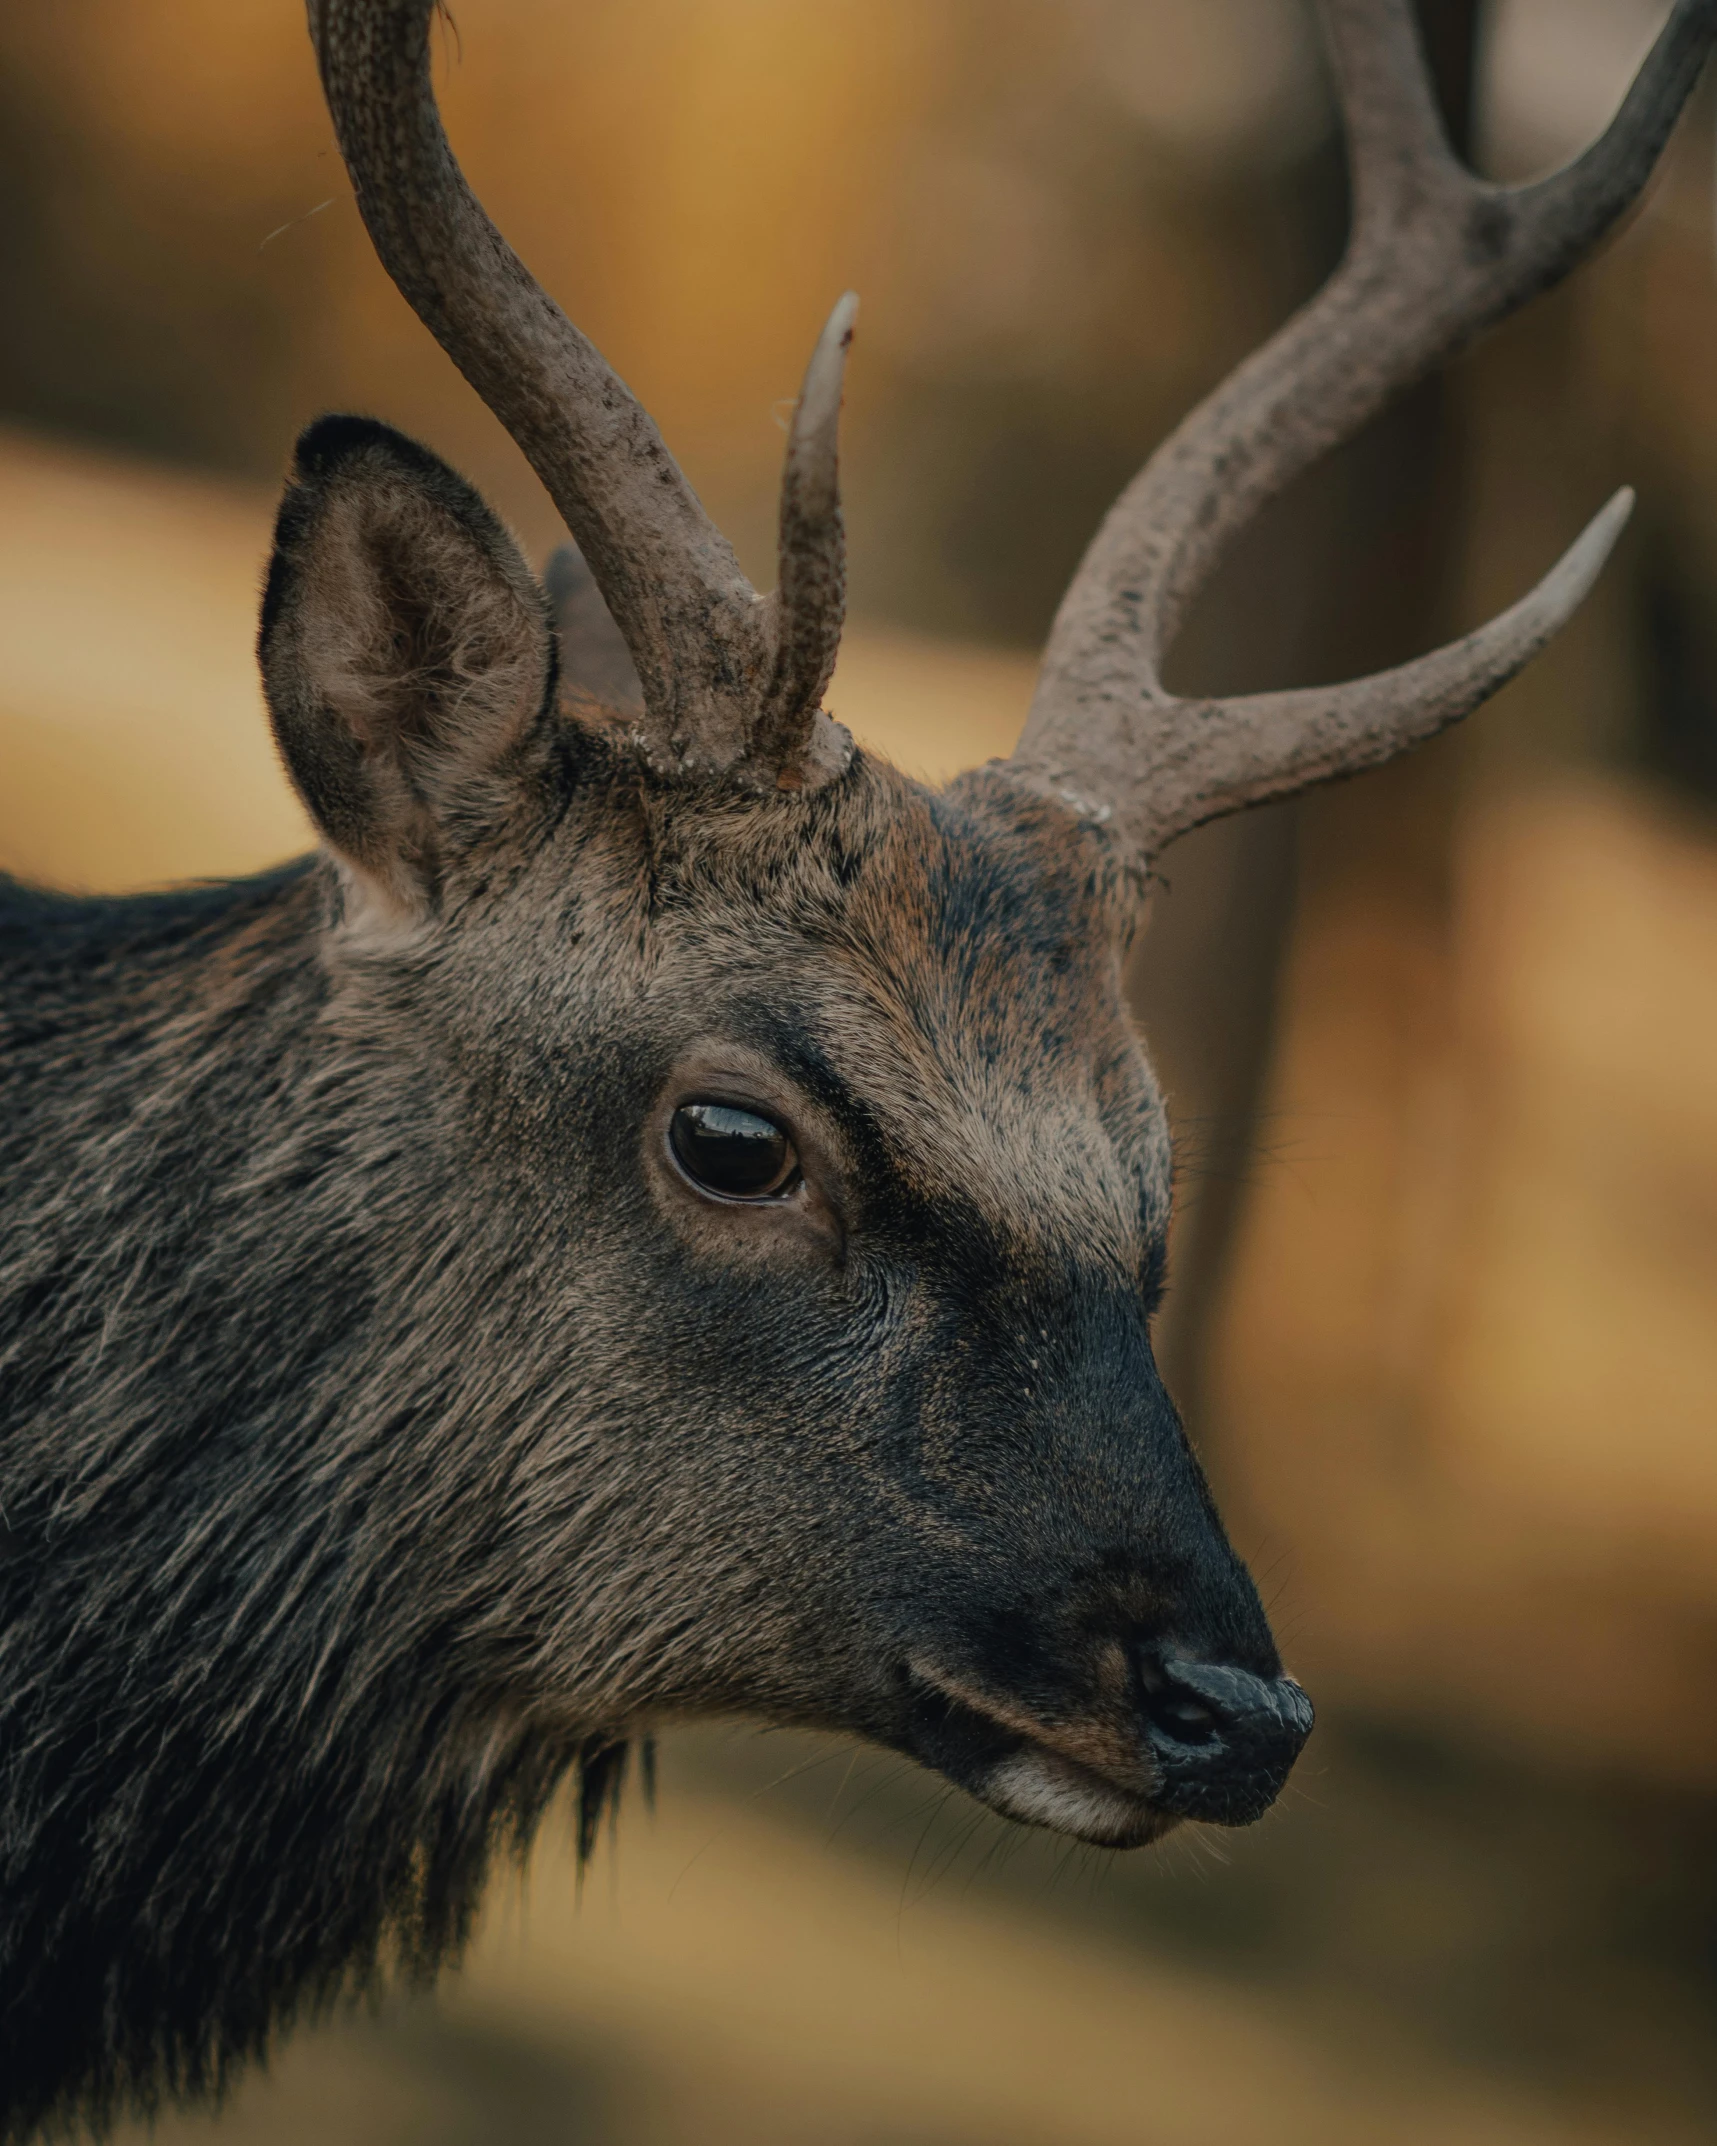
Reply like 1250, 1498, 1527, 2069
0, 861, 588, 2141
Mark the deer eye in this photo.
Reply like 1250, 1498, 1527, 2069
669, 1102, 799, 1200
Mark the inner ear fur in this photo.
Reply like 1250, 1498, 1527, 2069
260, 414, 560, 914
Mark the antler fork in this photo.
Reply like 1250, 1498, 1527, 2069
1007, 0, 1717, 860
308, 0, 853, 791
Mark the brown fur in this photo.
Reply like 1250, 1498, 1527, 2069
0, 416, 1302, 2141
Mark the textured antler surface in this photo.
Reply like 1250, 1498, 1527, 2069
308, 0, 852, 788
1008, 0, 1717, 859
754, 292, 859, 784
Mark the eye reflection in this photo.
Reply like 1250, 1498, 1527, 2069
669, 1102, 798, 1201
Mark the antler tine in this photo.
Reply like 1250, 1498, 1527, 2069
308, 1, 850, 787
1139, 486, 1635, 832
1009, 0, 1717, 860
752, 293, 859, 786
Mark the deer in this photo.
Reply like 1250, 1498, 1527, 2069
2, 0, 1710, 2137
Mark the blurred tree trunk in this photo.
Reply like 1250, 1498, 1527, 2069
1134, 0, 1480, 1431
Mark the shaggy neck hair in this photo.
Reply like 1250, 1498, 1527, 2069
0, 853, 643, 2141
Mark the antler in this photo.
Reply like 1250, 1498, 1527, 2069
1007, 0, 1717, 860
307, 0, 854, 790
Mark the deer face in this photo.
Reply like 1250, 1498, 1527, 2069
270, 0, 1701, 1852
636, 784, 1310, 1844
260, 419, 1309, 1845
6, 12, 1706, 2138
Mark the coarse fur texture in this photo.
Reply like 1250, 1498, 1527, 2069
1, 425, 1292, 2143
7, 0, 1715, 2131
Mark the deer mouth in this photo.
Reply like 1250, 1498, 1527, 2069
974, 1742, 1176, 1848
900, 1650, 1312, 1844
901, 1662, 1176, 1850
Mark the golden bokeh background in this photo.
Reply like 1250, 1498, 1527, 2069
4, 2, 1716, 2140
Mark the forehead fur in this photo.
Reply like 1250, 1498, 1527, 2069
633, 754, 1171, 1263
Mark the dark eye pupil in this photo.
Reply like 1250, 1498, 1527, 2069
669, 1103, 796, 1199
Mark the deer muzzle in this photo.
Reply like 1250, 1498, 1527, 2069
904, 1646, 1313, 1847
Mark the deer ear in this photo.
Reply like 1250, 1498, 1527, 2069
259, 415, 558, 918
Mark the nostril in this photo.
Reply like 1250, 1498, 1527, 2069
1146, 1688, 1221, 1747
1135, 1647, 1316, 1823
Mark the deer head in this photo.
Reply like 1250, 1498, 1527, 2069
10, 9, 1715, 2132
257, 0, 1713, 1854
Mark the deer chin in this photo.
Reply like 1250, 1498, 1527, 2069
900, 1665, 1176, 1849
975, 1745, 1178, 1849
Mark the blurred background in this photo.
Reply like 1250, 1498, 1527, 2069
4, 1, 1716, 2140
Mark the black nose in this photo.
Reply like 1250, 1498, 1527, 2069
1138, 1649, 1314, 1825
